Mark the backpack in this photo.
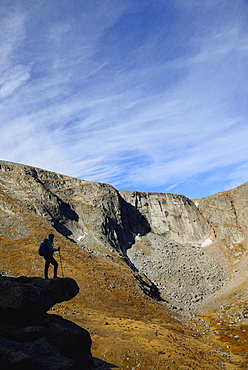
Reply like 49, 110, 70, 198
38, 240, 48, 256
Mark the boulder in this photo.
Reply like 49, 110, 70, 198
0, 276, 79, 313
0, 321, 94, 370
0, 276, 94, 369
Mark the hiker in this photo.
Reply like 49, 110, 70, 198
43, 233, 60, 279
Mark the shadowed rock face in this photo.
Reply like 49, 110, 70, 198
0, 160, 210, 251
0, 276, 94, 370
119, 191, 211, 246
0, 276, 79, 312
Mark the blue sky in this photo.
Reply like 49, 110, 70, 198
0, 0, 248, 199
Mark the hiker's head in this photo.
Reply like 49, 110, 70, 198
48, 233, 54, 241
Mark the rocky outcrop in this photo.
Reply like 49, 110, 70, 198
1, 160, 248, 316
0, 160, 211, 251
0, 276, 94, 370
120, 191, 211, 246
1, 160, 248, 252
197, 184, 248, 251
0, 276, 79, 313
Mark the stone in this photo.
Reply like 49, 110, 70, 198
120, 191, 211, 246
0, 337, 34, 370
0, 275, 94, 369
0, 276, 79, 313
127, 233, 225, 314
46, 314, 92, 354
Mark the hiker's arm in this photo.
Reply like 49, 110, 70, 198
47, 240, 59, 253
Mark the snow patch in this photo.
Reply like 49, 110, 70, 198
201, 238, 213, 248
77, 232, 88, 242
194, 202, 199, 207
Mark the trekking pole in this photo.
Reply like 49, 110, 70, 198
59, 248, 65, 278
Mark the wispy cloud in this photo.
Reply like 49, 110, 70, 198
0, 0, 248, 198
0, 65, 31, 99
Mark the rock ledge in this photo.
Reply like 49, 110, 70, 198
0, 276, 79, 313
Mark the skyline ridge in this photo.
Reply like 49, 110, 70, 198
0, 0, 247, 199
0, 158, 246, 200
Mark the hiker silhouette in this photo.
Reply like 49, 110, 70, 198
42, 234, 60, 279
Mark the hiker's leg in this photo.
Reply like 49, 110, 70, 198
44, 257, 50, 279
53, 261, 58, 278
50, 257, 58, 278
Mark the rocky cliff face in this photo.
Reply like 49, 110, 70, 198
0, 160, 211, 249
120, 191, 212, 245
0, 160, 247, 315
1, 160, 248, 368
197, 185, 248, 252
